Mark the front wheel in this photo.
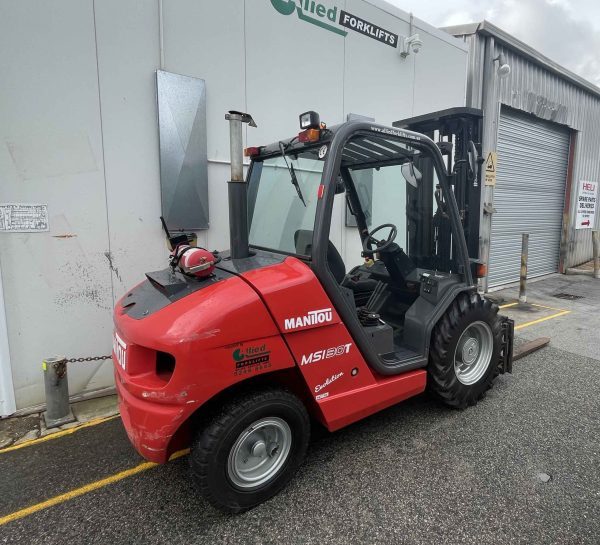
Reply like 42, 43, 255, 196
190, 388, 310, 513
428, 292, 502, 409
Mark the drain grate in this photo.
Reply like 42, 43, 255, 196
553, 292, 584, 300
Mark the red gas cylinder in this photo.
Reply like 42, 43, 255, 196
172, 245, 217, 278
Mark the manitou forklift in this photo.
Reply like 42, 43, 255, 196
113, 108, 513, 513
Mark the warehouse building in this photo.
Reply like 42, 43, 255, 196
446, 21, 600, 289
0, 1, 469, 414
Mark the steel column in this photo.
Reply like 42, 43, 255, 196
593, 230, 599, 279
519, 233, 529, 303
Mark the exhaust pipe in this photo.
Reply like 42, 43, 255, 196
225, 111, 256, 259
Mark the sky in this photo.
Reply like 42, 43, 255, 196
387, 0, 600, 87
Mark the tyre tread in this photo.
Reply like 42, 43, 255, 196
427, 292, 502, 409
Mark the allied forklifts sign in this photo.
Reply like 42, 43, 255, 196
270, 0, 398, 47
576, 180, 598, 229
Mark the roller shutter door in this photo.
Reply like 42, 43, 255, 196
488, 108, 570, 287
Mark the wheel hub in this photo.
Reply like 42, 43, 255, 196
461, 337, 480, 364
250, 440, 267, 458
227, 417, 292, 490
453, 321, 494, 386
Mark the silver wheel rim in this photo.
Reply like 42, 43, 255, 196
453, 321, 493, 386
227, 417, 292, 489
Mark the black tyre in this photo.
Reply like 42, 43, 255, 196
190, 388, 310, 513
428, 292, 502, 409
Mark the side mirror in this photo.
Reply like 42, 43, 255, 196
401, 162, 422, 188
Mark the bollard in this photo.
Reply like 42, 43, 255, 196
42, 357, 75, 428
519, 233, 529, 304
593, 231, 600, 280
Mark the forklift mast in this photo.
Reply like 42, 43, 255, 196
393, 108, 483, 268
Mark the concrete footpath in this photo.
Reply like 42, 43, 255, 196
0, 275, 599, 545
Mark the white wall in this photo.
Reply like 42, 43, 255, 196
0, 0, 467, 411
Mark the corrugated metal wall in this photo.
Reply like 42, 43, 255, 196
495, 43, 600, 268
457, 31, 600, 271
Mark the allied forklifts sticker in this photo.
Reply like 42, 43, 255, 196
231, 343, 272, 376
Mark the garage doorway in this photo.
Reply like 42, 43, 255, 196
488, 108, 570, 287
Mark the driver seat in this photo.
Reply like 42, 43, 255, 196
294, 229, 346, 284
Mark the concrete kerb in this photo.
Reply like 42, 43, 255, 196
0, 395, 119, 451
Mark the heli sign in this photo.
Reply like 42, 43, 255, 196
576, 180, 598, 229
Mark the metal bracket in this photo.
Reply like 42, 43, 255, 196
225, 110, 257, 128
483, 203, 496, 215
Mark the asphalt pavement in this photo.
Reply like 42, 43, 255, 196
1, 275, 599, 545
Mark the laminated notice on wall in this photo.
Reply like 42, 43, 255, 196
484, 152, 497, 186
0, 203, 49, 232
575, 181, 597, 229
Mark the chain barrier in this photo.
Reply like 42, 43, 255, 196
66, 355, 112, 363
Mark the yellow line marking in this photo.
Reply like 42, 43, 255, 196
515, 310, 571, 330
529, 303, 570, 312
0, 414, 120, 454
498, 301, 569, 313
0, 449, 189, 526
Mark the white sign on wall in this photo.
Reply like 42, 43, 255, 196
0, 203, 49, 232
575, 180, 598, 229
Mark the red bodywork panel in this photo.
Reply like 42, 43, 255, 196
113, 257, 426, 463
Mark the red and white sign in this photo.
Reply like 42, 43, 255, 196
576, 180, 597, 230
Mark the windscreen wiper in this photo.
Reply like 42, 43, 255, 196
279, 142, 307, 207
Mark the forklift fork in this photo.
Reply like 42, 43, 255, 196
498, 317, 514, 374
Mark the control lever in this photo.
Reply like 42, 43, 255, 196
358, 281, 387, 327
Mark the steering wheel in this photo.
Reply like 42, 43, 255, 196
362, 223, 397, 255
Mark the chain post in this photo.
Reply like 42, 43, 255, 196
42, 357, 75, 429
41, 354, 111, 429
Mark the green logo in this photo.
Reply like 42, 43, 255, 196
232, 343, 270, 369
270, 0, 347, 37
232, 348, 245, 362
270, 0, 296, 16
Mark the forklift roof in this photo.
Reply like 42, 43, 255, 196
254, 121, 426, 170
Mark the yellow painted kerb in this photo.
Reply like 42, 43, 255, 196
0, 414, 120, 454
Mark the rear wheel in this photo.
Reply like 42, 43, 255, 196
190, 388, 310, 513
428, 292, 502, 408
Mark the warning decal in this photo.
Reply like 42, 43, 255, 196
484, 152, 497, 186
576, 180, 597, 229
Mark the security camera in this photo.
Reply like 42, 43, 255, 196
410, 35, 423, 53
400, 33, 423, 58
494, 53, 511, 78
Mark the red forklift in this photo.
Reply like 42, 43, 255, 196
113, 108, 513, 513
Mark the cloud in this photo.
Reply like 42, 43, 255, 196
387, 0, 600, 86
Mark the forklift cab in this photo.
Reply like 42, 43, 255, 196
247, 118, 476, 376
